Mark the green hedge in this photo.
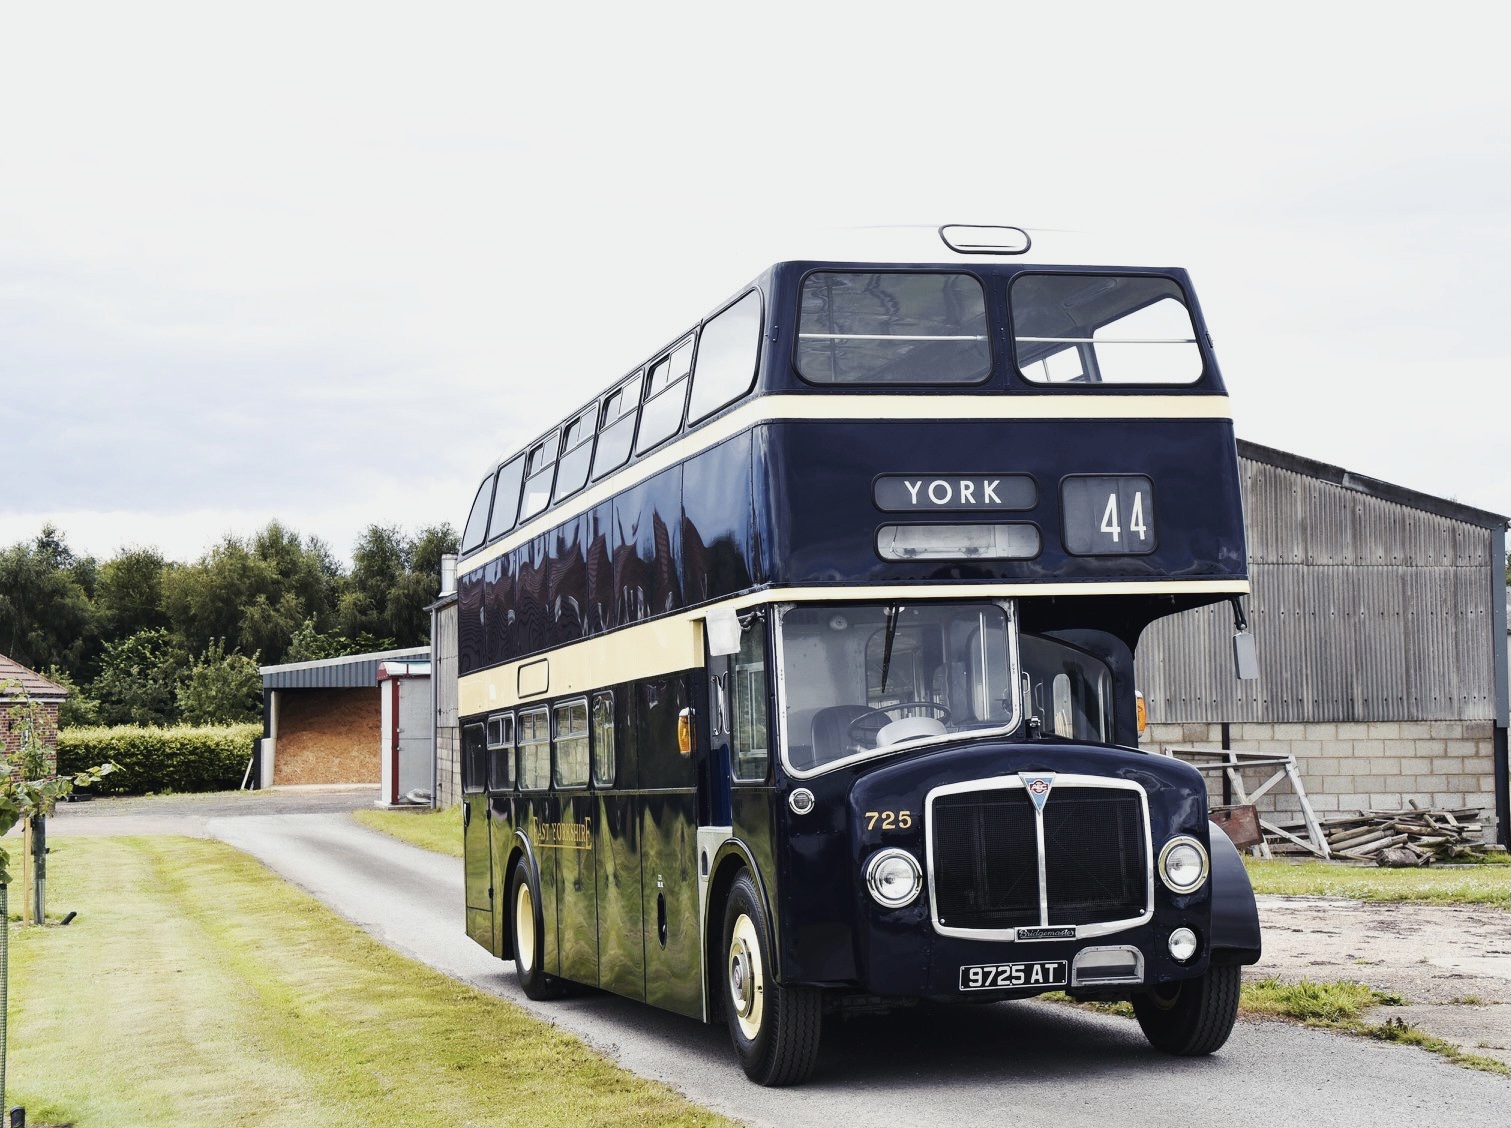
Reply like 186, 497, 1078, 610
58, 723, 262, 795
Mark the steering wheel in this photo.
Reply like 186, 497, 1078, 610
847, 701, 952, 744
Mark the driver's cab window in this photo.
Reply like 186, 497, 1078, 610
1018, 633, 1113, 741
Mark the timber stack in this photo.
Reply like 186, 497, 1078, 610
1268, 802, 1503, 865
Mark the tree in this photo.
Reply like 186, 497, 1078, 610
177, 640, 262, 725
96, 547, 171, 638
1, 678, 115, 882
164, 521, 338, 665
1, 677, 115, 1113
43, 665, 101, 728
0, 526, 98, 681
339, 523, 458, 646
92, 628, 186, 726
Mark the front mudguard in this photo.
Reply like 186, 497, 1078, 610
1207, 821, 1261, 965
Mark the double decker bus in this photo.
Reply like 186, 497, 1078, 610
454, 226, 1261, 1085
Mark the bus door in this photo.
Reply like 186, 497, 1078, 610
596, 687, 644, 999
515, 705, 560, 975
460, 722, 493, 948
551, 697, 599, 984
639, 674, 703, 1018
703, 653, 735, 828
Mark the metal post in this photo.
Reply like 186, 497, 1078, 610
17, 827, 28, 928
28, 819, 43, 927
2, 882, 9, 1111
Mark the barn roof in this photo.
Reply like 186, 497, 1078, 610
1238, 440, 1510, 529
260, 646, 429, 690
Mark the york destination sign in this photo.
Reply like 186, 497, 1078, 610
873, 474, 1037, 512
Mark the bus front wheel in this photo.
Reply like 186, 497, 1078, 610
1131, 963, 1241, 1055
722, 870, 822, 1086
511, 858, 561, 1001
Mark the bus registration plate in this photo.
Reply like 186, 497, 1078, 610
959, 960, 1068, 991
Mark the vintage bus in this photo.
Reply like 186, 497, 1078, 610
454, 227, 1261, 1085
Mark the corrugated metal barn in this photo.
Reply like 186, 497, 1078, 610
1138, 440, 1509, 845
260, 647, 428, 787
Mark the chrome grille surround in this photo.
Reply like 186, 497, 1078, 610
926, 773, 1154, 942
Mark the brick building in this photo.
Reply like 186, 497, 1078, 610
1, 653, 66, 780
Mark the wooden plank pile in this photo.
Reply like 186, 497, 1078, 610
1268, 802, 1500, 865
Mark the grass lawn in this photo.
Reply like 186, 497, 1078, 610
354, 805, 464, 858
1243, 857, 1509, 906
6, 836, 734, 1128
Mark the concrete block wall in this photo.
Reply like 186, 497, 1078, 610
1143, 720, 1500, 842
434, 725, 460, 808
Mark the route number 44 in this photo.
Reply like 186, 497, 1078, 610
1060, 475, 1156, 556
1100, 490, 1148, 544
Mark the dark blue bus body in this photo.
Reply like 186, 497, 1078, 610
455, 256, 1260, 1085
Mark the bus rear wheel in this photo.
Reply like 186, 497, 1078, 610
722, 870, 822, 1086
511, 858, 562, 1001
1131, 963, 1241, 1055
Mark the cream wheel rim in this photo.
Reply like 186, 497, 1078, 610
727, 912, 765, 1040
515, 881, 536, 973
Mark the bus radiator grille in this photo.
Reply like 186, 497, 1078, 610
931, 788, 1148, 930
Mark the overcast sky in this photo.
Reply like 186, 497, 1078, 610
2, 1, 1507, 567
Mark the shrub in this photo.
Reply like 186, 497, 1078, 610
58, 723, 261, 795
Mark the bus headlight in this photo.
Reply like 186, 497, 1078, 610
1157, 836, 1209, 894
864, 849, 923, 909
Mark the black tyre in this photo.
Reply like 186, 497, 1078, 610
722, 870, 822, 1086
511, 858, 562, 1001
1132, 963, 1241, 1055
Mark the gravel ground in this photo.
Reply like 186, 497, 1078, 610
1253, 892, 1510, 1067
25, 787, 1511, 1068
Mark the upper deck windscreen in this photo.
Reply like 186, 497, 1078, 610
796, 271, 990, 385
1011, 274, 1204, 385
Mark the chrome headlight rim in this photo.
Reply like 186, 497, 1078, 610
1157, 835, 1210, 894
864, 847, 923, 909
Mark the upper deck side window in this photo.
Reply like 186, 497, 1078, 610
487, 455, 526, 542
592, 370, 643, 480
688, 290, 763, 423
635, 336, 695, 454
552, 407, 597, 504
520, 431, 560, 521
795, 271, 990, 385
1011, 274, 1204, 385
460, 474, 496, 555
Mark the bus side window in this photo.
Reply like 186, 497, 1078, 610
486, 712, 514, 791
635, 336, 694, 454
591, 691, 615, 786
731, 617, 769, 782
461, 722, 487, 793
518, 706, 551, 790
460, 474, 496, 555
520, 433, 559, 521
592, 372, 642, 480
487, 455, 526, 542
554, 698, 590, 788
553, 408, 596, 504
687, 290, 762, 424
